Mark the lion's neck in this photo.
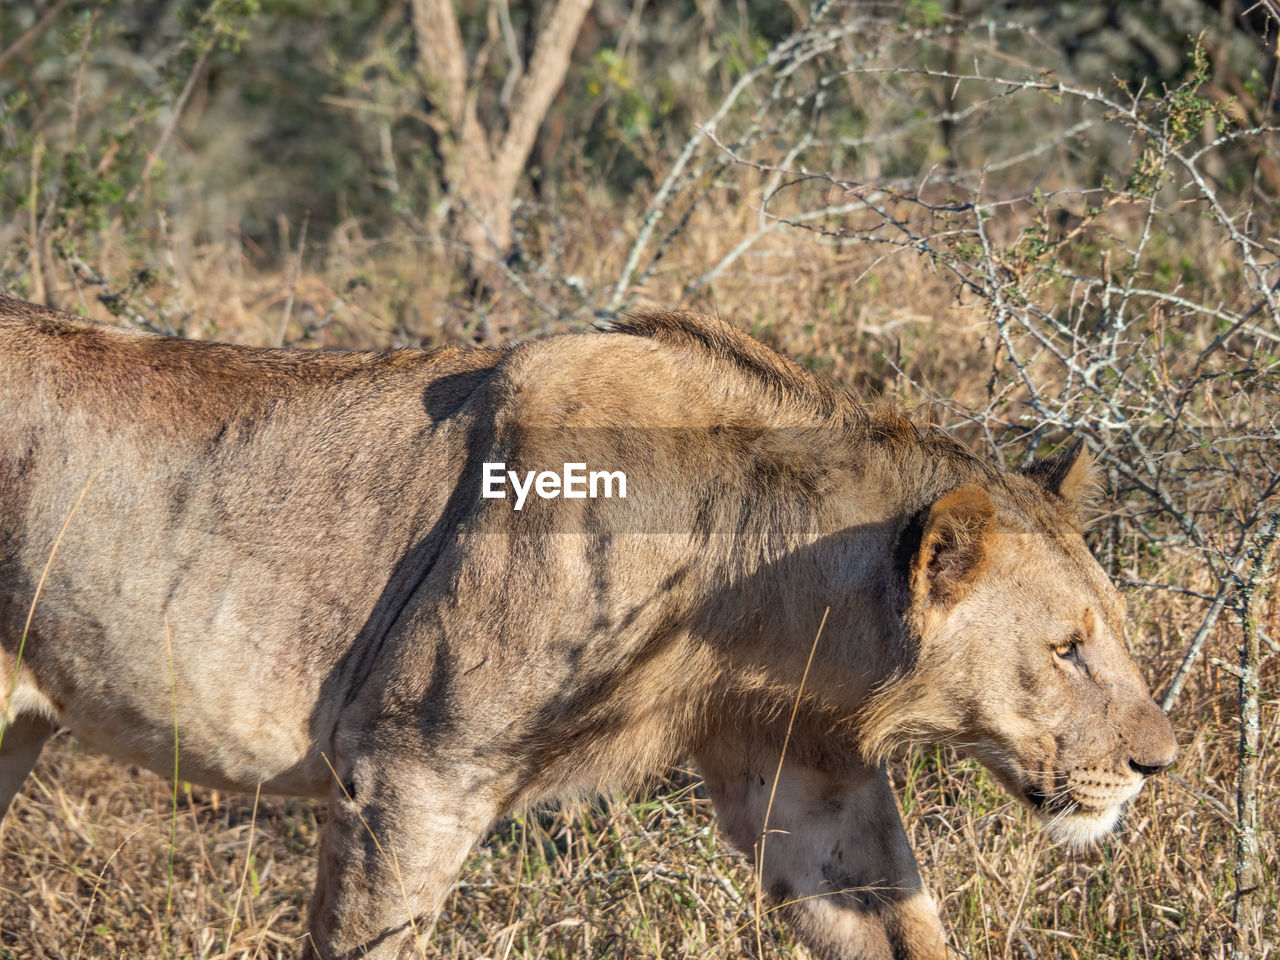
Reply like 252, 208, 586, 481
683, 422, 992, 724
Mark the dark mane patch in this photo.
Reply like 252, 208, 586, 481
602, 310, 845, 417
600, 309, 1015, 507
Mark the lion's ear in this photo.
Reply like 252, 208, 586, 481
1023, 440, 1098, 507
909, 485, 997, 605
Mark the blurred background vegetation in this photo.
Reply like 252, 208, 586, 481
2, 0, 1275, 345
1, 1, 1277, 958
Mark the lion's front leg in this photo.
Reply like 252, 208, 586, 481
0, 713, 54, 821
697, 737, 946, 960
302, 745, 500, 960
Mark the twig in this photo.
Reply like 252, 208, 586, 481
127, 42, 213, 206
755, 607, 829, 957
0, 0, 70, 71
604, 2, 849, 314
276, 212, 309, 347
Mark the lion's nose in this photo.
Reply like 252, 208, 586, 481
1129, 757, 1170, 778
1126, 700, 1177, 777
1128, 737, 1177, 778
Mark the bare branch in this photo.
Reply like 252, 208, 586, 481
493, 0, 595, 188
409, 0, 469, 128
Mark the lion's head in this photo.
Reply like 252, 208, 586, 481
865, 443, 1177, 848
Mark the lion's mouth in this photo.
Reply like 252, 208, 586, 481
1019, 775, 1143, 849
969, 744, 1140, 847
1020, 770, 1142, 815
1019, 778, 1077, 816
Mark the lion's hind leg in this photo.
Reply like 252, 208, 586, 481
0, 712, 54, 821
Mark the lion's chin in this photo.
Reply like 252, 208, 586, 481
1040, 804, 1123, 850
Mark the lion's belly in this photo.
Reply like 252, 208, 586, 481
17, 575, 354, 800
7, 464, 405, 800
42, 659, 335, 798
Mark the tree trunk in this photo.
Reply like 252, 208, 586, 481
1231, 513, 1277, 959
410, 0, 594, 282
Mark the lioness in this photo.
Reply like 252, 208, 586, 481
0, 295, 1175, 960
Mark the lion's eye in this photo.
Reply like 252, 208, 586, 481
1054, 640, 1079, 660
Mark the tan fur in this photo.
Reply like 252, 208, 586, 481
0, 298, 1175, 959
